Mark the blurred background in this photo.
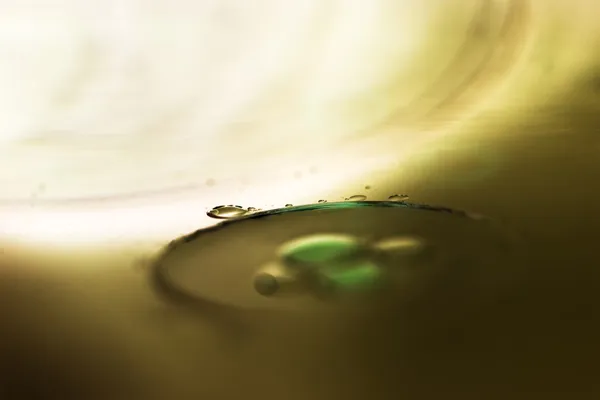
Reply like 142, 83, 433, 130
1, 0, 600, 398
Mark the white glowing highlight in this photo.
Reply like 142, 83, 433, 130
0, 0, 528, 246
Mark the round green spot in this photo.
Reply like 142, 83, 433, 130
318, 261, 382, 290
278, 234, 364, 268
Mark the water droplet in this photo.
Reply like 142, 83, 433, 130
345, 195, 366, 201
317, 199, 327, 203
364, 185, 371, 190
285, 204, 293, 207
388, 194, 409, 201
314, 261, 382, 297
254, 273, 280, 296
207, 205, 248, 219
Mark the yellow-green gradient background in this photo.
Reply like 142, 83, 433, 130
2, 1, 600, 398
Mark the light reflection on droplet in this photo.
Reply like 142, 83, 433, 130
206, 205, 248, 219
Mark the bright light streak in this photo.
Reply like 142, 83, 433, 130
0, 0, 528, 246
0, 146, 401, 246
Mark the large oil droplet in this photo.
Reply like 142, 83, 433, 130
345, 195, 367, 201
206, 205, 248, 219
317, 199, 327, 203
388, 194, 409, 201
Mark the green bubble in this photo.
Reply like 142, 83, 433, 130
278, 234, 364, 268
321, 262, 382, 288
313, 261, 384, 299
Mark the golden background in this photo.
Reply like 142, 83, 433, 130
1, 1, 600, 398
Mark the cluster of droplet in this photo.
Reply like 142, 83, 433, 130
206, 194, 410, 219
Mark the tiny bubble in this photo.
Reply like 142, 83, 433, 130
388, 194, 409, 201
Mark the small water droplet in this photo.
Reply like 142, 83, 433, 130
285, 204, 293, 207
254, 273, 280, 296
388, 194, 409, 201
345, 195, 366, 201
317, 199, 327, 203
207, 205, 248, 219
